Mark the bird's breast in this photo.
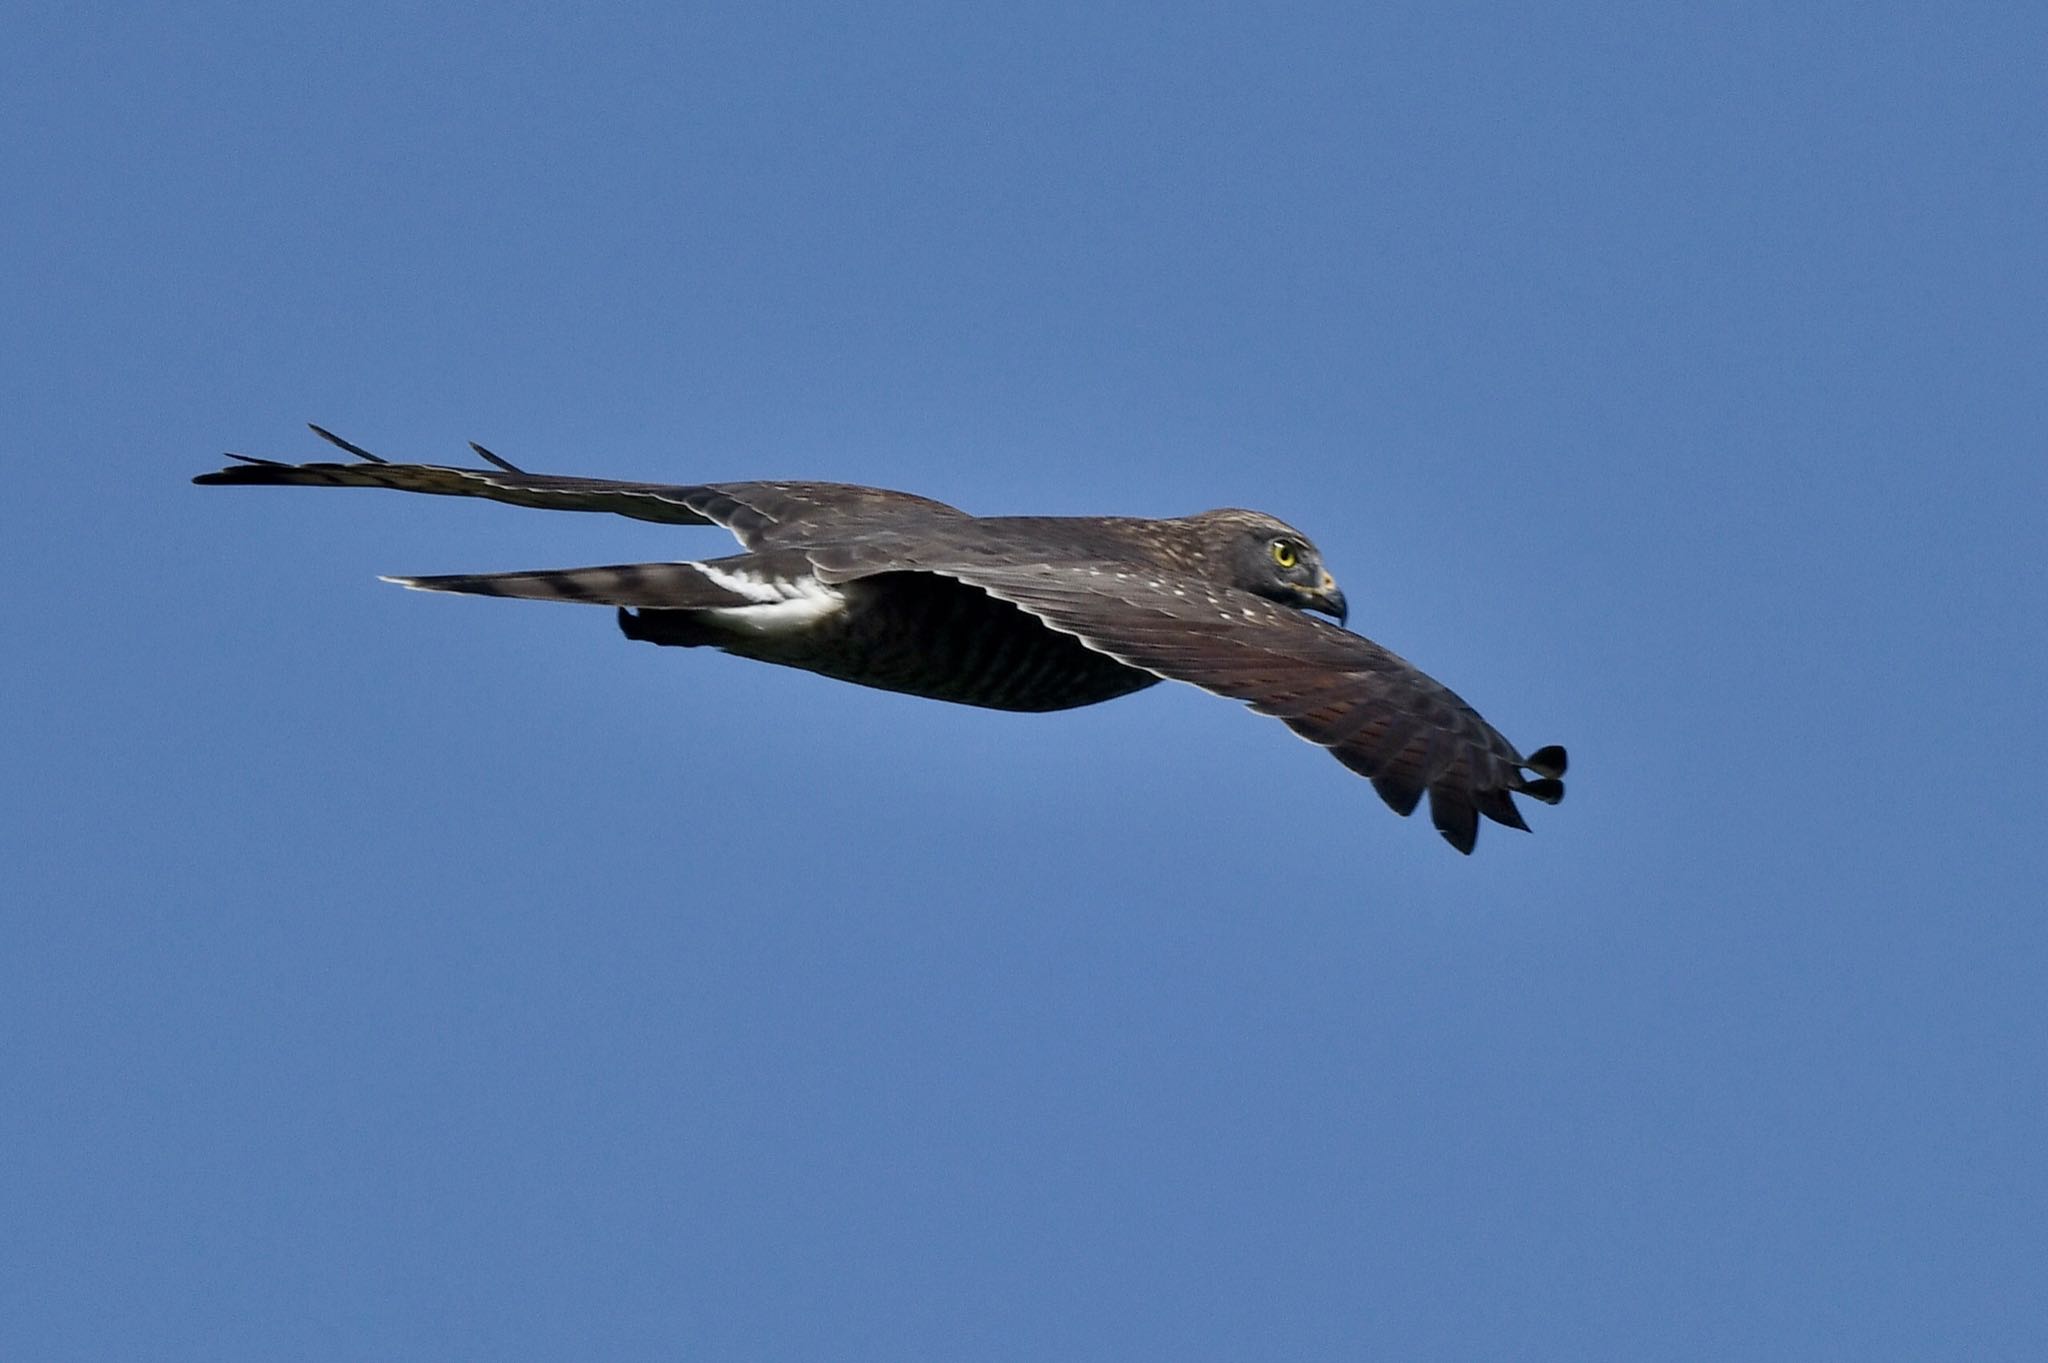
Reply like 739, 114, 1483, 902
713, 570, 1157, 712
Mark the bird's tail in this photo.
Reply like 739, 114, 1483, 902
382, 560, 766, 609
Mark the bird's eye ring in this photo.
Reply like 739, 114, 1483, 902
1270, 539, 1299, 569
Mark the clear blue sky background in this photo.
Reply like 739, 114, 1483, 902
5, 3, 2043, 1358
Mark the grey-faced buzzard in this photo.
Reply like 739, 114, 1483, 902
197, 427, 1567, 852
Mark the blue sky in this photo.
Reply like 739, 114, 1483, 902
5, 2, 2043, 1358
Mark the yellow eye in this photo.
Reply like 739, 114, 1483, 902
1270, 539, 1299, 569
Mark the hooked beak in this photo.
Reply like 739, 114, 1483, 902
1310, 572, 1348, 627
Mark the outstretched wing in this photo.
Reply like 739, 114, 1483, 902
194, 426, 966, 550
881, 555, 1565, 853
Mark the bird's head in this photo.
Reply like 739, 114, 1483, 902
1189, 510, 1349, 626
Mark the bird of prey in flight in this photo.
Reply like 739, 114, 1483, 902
197, 427, 1566, 852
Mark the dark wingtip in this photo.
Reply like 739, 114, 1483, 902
469, 441, 526, 474
1369, 771, 1426, 818
1429, 789, 1480, 854
1524, 744, 1568, 778
196, 453, 283, 484
1475, 786, 1531, 832
307, 424, 386, 463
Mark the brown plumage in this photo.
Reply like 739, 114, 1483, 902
196, 427, 1566, 852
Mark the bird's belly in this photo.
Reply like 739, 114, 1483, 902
714, 572, 1157, 712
